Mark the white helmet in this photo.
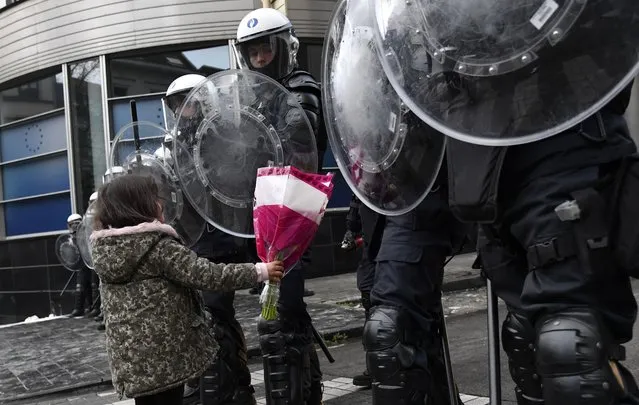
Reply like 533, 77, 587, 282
163, 74, 206, 115
67, 213, 82, 224
103, 166, 126, 184
162, 74, 207, 133
233, 8, 299, 80
89, 191, 98, 203
153, 145, 173, 167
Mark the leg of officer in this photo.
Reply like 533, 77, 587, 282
504, 161, 639, 405
258, 248, 321, 405
364, 187, 456, 405
353, 239, 376, 388
200, 289, 255, 405
476, 226, 544, 405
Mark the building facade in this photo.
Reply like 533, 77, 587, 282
0, 0, 358, 325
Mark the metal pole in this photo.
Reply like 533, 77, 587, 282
486, 279, 502, 405
440, 310, 459, 405
130, 100, 142, 169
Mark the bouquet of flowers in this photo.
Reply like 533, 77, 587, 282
253, 166, 334, 320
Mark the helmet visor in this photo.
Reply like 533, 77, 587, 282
234, 31, 298, 80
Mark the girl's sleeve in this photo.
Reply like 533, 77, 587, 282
156, 238, 265, 291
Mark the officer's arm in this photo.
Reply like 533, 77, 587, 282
285, 71, 328, 168
155, 238, 262, 291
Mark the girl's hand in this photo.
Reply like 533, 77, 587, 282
266, 261, 284, 281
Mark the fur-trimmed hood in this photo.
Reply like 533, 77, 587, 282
90, 221, 179, 284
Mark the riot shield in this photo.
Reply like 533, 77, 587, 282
323, 0, 446, 216
55, 234, 83, 271
77, 204, 96, 269
154, 138, 207, 248
373, 0, 639, 146
111, 122, 204, 246
173, 69, 318, 238
110, 121, 168, 168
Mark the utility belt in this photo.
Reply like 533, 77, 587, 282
524, 154, 639, 279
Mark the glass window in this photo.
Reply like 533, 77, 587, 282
326, 170, 352, 209
110, 97, 165, 139
109, 44, 231, 97
4, 194, 72, 236
0, 71, 64, 125
68, 59, 107, 211
0, 71, 71, 237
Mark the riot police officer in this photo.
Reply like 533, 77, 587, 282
340, 195, 374, 388
232, 8, 326, 405
370, 2, 639, 404
66, 213, 91, 318
464, 86, 639, 405
163, 75, 257, 405
362, 167, 466, 405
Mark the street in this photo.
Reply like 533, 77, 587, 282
16, 279, 639, 405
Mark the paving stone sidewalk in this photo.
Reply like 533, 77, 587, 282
0, 254, 481, 403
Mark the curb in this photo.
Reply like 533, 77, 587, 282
3, 379, 114, 404
442, 275, 485, 293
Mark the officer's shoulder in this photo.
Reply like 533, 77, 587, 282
283, 70, 321, 94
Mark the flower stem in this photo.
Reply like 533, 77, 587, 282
260, 280, 280, 320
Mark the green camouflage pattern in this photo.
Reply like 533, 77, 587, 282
91, 230, 258, 398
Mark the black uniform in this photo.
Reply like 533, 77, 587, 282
362, 166, 466, 405
194, 226, 257, 405
448, 85, 639, 405
257, 68, 326, 405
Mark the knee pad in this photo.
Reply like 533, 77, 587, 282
363, 306, 429, 405
502, 311, 544, 405
536, 308, 629, 405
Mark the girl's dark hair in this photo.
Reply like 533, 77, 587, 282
94, 175, 160, 229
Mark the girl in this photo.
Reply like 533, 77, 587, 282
90, 174, 283, 405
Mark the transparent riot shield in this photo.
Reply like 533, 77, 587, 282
124, 152, 183, 226
55, 234, 83, 271
153, 138, 206, 248
173, 70, 318, 238
373, 0, 639, 146
77, 203, 96, 269
323, 0, 446, 215
111, 122, 204, 247
110, 122, 169, 168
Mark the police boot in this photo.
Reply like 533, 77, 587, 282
258, 318, 307, 405
426, 326, 462, 405
230, 320, 257, 405
85, 284, 100, 318
306, 343, 324, 405
249, 282, 264, 295
364, 306, 429, 405
68, 283, 84, 317
353, 292, 373, 388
